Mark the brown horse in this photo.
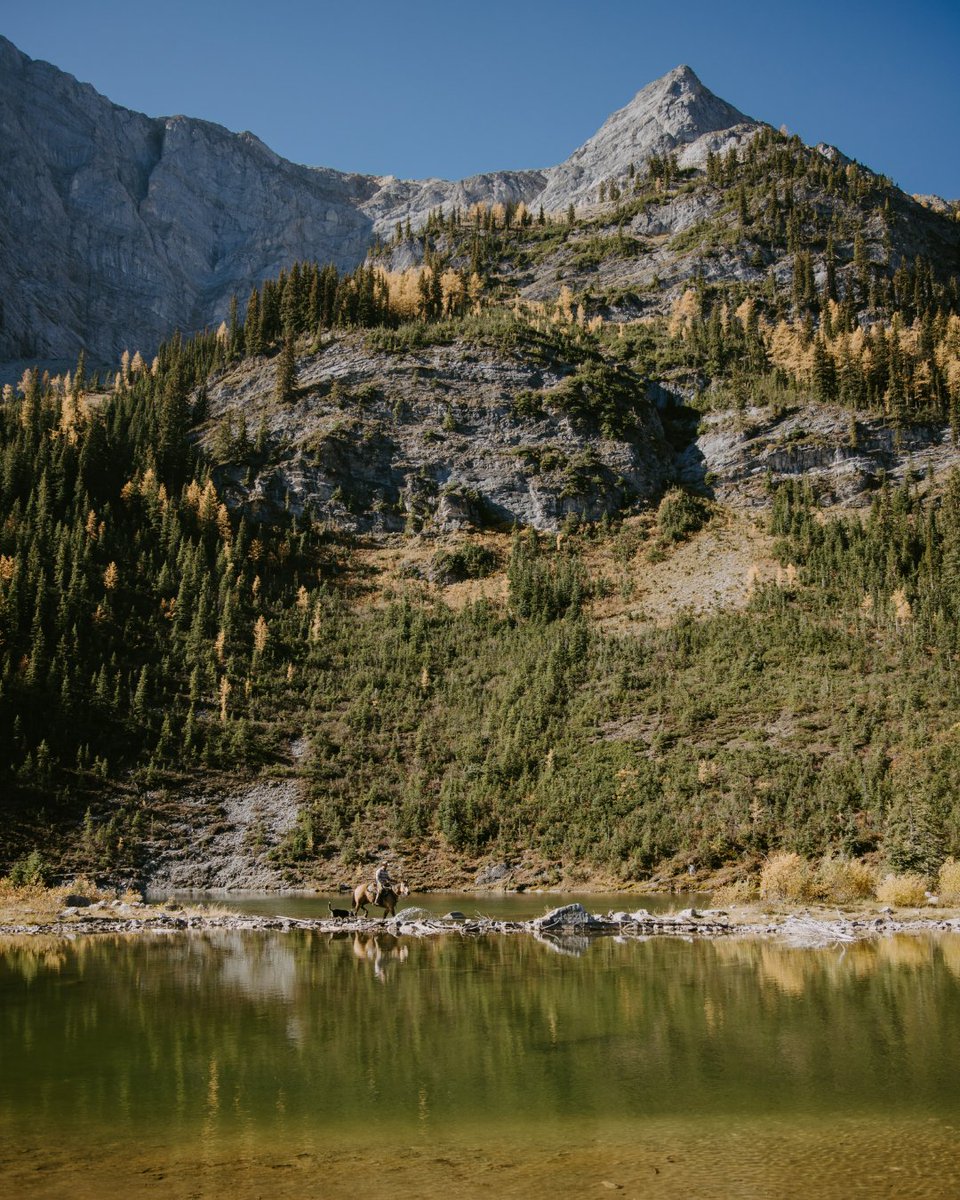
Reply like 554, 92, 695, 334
352, 879, 409, 918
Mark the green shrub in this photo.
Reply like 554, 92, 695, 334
656, 488, 711, 543
431, 545, 499, 584
7, 850, 48, 887
544, 360, 644, 439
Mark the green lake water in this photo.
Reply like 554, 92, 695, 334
2, 916, 960, 1198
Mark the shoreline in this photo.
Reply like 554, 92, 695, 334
3, 901, 960, 948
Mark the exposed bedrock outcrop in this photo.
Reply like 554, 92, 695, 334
202, 334, 671, 532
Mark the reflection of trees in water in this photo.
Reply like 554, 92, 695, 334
713, 932, 943, 995
2, 931, 960, 1133
941, 935, 960, 981
214, 931, 301, 1000
0, 935, 68, 981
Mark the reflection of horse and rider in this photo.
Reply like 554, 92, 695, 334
352, 932, 409, 982
352, 863, 410, 918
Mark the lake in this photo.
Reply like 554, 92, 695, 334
1, 904, 959, 1198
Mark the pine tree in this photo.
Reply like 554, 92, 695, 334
811, 336, 836, 402
244, 289, 262, 357
228, 295, 241, 358
275, 335, 296, 405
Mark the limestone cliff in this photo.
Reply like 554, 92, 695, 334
0, 38, 759, 366
0, 36, 377, 365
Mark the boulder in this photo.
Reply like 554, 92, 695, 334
475, 862, 512, 886
534, 903, 597, 929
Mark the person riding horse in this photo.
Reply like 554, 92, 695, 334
373, 864, 393, 906
353, 867, 408, 918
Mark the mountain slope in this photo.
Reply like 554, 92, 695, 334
0, 36, 375, 365
0, 37, 764, 366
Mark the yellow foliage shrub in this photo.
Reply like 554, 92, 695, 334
711, 879, 759, 905
759, 852, 817, 902
937, 858, 960, 904
875, 872, 928, 907
815, 857, 878, 903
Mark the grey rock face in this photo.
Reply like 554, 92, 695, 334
202, 332, 671, 533
475, 863, 513, 887
0, 38, 760, 366
363, 169, 548, 236
0, 36, 379, 365
144, 778, 302, 892
682, 404, 960, 507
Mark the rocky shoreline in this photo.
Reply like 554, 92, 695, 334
3, 901, 960, 948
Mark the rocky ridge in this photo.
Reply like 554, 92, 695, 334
0, 38, 763, 366
199, 328, 960, 534
681, 405, 960, 507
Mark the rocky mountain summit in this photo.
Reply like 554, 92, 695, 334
533, 65, 759, 212
0, 37, 766, 366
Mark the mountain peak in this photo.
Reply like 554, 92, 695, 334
622, 64, 749, 127
660, 63, 701, 84
535, 66, 759, 211
0, 42, 768, 365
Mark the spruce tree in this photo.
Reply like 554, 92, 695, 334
275, 335, 296, 405
244, 289, 262, 357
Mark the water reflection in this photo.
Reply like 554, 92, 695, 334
351, 932, 410, 982
533, 931, 591, 956
1, 931, 959, 1198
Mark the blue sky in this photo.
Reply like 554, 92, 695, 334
4, 0, 959, 196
